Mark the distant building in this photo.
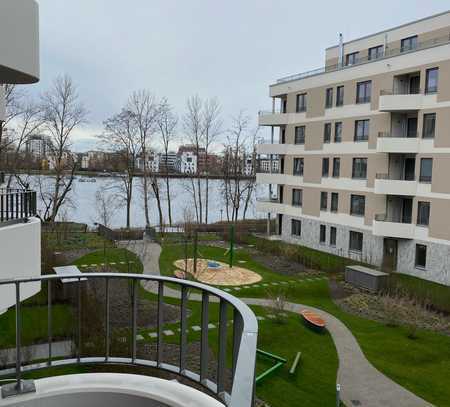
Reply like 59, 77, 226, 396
25, 134, 52, 159
158, 151, 177, 173
136, 151, 160, 173
176, 147, 197, 174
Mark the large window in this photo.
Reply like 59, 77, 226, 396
320, 225, 326, 244
350, 195, 365, 216
330, 226, 337, 246
415, 244, 427, 269
425, 68, 439, 94
293, 157, 304, 176
401, 35, 418, 52
336, 86, 344, 107
292, 189, 303, 207
325, 88, 333, 108
296, 93, 307, 112
419, 158, 432, 183
346, 52, 359, 66
356, 81, 372, 104
352, 158, 368, 179
349, 231, 363, 252
291, 219, 302, 237
320, 192, 328, 210
354, 120, 370, 141
295, 126, 305, 144
334, 122, 342, 142
331, 192, 339, 213
368, 45, 383, 60
417, 201, 430, 226
422, 113, 436, 139
322, 158, 329, 177
324, 123, 331, 143
332, 157, 340, 177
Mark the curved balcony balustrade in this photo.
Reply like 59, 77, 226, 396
0, 273, 258, 407
0, 189, 37, 226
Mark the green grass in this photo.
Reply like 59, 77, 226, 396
73, 248, 143, 274
43, 231, 114, 251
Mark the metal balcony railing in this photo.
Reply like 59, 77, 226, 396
375, 213, 412, 224
375, 173, 416, 181
378, 131, 419, 138
255, 161, 281, 174
0, 188, 37, 224
379, 89, 423, 96
275, 33, 450, 85
0, 274, 258, 406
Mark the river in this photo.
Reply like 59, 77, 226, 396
27, 175, 263, 228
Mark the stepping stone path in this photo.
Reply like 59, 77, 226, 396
207, 323, 216, 329
149, 332, 158, 338
256, 316, 265, 321
163, 330, 174, 336
224, 288, 232, 292
266, 314, 275, 319
191, 326, 201, 332
136, 334, 144, 341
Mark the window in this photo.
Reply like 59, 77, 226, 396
322, 158, 329, 177
349, 231, 363, 252
291, 219, 302, 237
281, 128, 286, 144
320, 225, 326, 244
419, 158, 432, 183
401, 35, 418, 52
325, 88, 333, 108
417, 201, 430, 226
354, 120, 370, 142
334, 122, 342, 142
293, 157, 304, 176
292, 189, 303, 207
320, 192, 328, 210
331, 193, 339, 212
415, 244, 427, 269
323, 123, 331, 143
346, 52, 359, 66
295, 126, 305, 144
330, 226, 337, 246
350, 195, 365, 216
296, 93, 307, 112
281, 99, 287, 113
356, 81, 372, 104
425, 68, 439, 94
422, 113, 436, 139
336, 86, 344, 107
368, 45, 383, 60
332, 157, 340, 177
352, 158, 368, 179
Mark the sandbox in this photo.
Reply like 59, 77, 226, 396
173, 258, 262, 286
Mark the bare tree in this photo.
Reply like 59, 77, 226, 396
93, 187, 118, 228
126, 90, 160, 228
101, 109, 140, 229
157, 99, 177, 226
202, 98, 222, 224
40, 75, 88, 222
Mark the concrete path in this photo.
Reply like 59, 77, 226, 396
0, 341, 73, 366
126, 239, 433, 407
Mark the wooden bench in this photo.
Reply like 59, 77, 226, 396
289, 352, 302, 375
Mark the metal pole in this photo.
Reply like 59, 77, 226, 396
105, 278, 110, 361
48, 281, 52, 366
15, 282, 22, 390
229, 224, 234, 268
193, 230, 198, 277
336, 384, 341, 407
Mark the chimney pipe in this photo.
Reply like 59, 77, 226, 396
338, 33, 344, 67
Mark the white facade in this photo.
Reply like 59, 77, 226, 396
176, 151, 197, 174
136, 153, 160, 173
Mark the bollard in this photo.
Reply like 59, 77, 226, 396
336, 383, 341, 407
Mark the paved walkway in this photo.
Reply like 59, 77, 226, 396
126, 239, 433, 407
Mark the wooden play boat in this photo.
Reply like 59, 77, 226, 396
300, 310, 326, 330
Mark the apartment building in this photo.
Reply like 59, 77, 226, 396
257, 11, 450, 286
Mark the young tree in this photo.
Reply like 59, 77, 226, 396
40, 75, 88, 222
157, 99, 177, 226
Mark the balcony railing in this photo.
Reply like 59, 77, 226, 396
255, 162, 280, 174
275, 33, 450, 85
0, 188, 37, 224
376, 173, 415, 181
0, 273, 258, 406
378, 131, 418, 138
374, 213, 412, 224
380, 89, 422, 96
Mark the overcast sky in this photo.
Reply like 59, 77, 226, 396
30, 0, 449, 151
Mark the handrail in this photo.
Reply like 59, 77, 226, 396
379, 89, 423, 96
0, 273, 258, 406
275, 33, 450, 85
0, 189, 37, 223
374, 213, 412, 224
375, 173, 416, 181
378, 131, 419, 138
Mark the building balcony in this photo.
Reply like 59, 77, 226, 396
374, 174, 418, 196
376, 132, 420, 153
378, 90, 437, 112
373, 214, 415, 239
0, 273, 257, 406
256, 199, 302, 217
258, 111, 289, 126
0, 0, 40, 84
256, 143, 289, 156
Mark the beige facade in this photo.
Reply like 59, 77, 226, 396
257, 11, 450, 285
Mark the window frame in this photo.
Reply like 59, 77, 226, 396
345, 52, 359, 66
334, 122, 342, 143
325, 88, 333, 108
296, 93, 307, 113
354, 119, 370, 142
352, 157, 368, 179
336, 86, 344, 107
293, 157, 304, 176
330, 226, 337, 246
349, 231, 363, 253
291, 219, 302, 237
332, 157, 340, 178
422, 113, 436, 139
292, 188, 303, 207
401, 35, 418, 52
319, 224, 326, 244
322, 157, 330, 177
368, 45, 384, 60
350, 194, 366, 216
294, 126, 305, 145
331, 192, 339, 213
320, 191, 328, 211
425, 68, 439, 94
417, 201, 430, 226
415, 244, 427, 269
356, 81, 372, 104
419, 158, 432, 183
323, 123, 332, 143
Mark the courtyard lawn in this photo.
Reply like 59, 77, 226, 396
43, 231, 114, 252
73, 248, 143, 274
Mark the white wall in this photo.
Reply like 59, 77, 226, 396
0, 218, 41, 314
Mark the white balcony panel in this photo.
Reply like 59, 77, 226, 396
258, 112, 307, 126
256, 172, 289, 185
0, 373, 224, 407
378, 94, 437, 112
256, 143, 289, 155
0, 218, 41, 314
374, 179, 418, 196
0, 0, 40, 84
256, 200, 302, 217
373, 220, 415, 239
376, 137, 420, 153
